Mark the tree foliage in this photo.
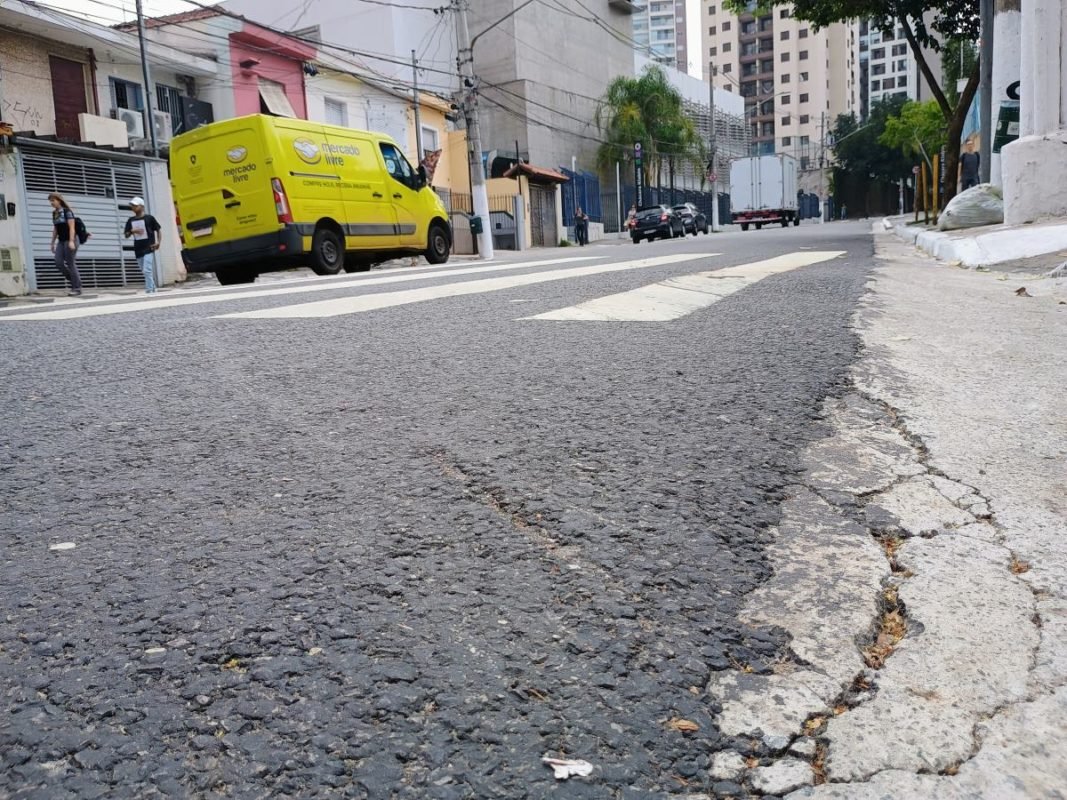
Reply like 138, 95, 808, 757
832, 95, 913, 182
595, 65, 704, 185
880, 100, 948, 170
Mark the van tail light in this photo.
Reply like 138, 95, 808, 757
272, 178, 293, 224
176, 210, 185, 245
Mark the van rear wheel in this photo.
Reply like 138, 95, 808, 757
310, 227, 344, 275
425, 222, 450, 264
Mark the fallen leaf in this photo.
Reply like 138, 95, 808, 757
833, 704, 848, 715
666, 718, 700, 733
745, 756, 760, 769
1010, 557, 1031, 575
1015, 287, 1032, 297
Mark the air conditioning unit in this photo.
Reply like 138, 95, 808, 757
153, 110, 173, 143
0, 247, 23, 273
114, 107, 145, 138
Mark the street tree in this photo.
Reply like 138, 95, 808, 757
832, 94, 912, 183
880, 100, 948, 175
595, 65, 704, 194
726, 0, 979, 204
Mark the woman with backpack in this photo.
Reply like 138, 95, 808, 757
48, 192, 83, 296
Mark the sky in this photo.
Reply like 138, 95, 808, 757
43, 0, 223, 26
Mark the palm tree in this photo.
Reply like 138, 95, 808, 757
595, 65, 704, 192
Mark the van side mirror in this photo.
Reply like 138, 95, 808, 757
415, 165, 427, 189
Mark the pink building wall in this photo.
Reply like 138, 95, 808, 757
228, 25, 314, 119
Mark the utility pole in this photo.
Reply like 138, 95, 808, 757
455, 0, 494, 260
135, 0, 159, 158
708, 60, 720, 232
979, 0, 994, 183
818, 111, 826, 224
412, 50, 423, 161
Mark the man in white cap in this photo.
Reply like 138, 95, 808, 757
124, 196, 162, 294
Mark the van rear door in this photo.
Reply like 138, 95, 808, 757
170, 119, 276, 251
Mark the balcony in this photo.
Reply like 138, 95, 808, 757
608, 0, 643, 13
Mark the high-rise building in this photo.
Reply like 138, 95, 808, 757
859, 19, 942, 119
702, 4, 860, 192
632, 0, 691, 72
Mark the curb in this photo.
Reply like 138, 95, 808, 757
885, 216, 1067, 268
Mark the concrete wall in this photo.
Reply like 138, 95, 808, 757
0, 31, 90, 135
471, 0, 636, 174
0, 152, 27, 297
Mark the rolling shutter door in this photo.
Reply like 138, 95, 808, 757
20, 148, 146, 290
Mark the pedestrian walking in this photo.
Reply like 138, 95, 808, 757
840, 204, 847, 220
574, 207, 589, 246
960, 139, 981, 191
48, 192, 82, 296
124, 197, 162, 294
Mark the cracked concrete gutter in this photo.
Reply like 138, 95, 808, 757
705, 228, 1067, 797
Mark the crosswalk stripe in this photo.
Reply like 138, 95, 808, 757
0, 255, 600, 322
216, 254, 718, 319
522, 251, 846, 321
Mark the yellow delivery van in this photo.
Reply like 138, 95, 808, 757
170, 114, 452, 284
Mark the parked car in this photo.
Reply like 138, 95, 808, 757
672, 202, 709, 235
631, 205, 684, 243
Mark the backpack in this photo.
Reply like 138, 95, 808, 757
74, 217, 91, 245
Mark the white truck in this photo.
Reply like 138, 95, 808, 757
730, 154, 800, 231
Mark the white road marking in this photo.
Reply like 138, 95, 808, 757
0, 255, 600, 321
217, 254, 718, 319
522, 251, 846, 322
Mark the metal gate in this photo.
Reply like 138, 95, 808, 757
529, 184, 557, 247
20, 147, 147, 290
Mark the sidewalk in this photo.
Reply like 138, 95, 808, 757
706, 226, 1066, 798
888, 213, 1067, 270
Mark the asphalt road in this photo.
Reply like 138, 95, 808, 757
1, 221, 874, 798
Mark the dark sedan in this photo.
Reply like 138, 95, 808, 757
672, 203, 709, 235
630, 205, 684, 243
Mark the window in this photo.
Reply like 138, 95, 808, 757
781, 51, 790, 62
723, 42, 731, 52
780, 30, 790, 40
872, 47, 885, 59
742, 62, 759, 76
709, 25, 716, 35
709, 46, 717, 56
324, 98, 347, 127
722, 20, 731, 31
799, 71, 809, 81
781, 73, 791, 83
708, 4, 716, 13
800, 114, 809, 124
111, 78, 144, 111
799, 28, 808, 38
800, 135, 810, 145
780, 8, 790, 17
800, 156, 811, 169
781, 136, 791, 146
722, 63, 731, 72
760, 59, 773, 73
872, 63, 886, 75
897, 73, 907, 86
742, 42, 759, 56
761, 121, 774, 136
896, 59, 908, 71
799, 92, 809, 102
871, 79, 881, 91
892, 43, 907, 56
882, 77, 895, 90
741, 81, 758, 97
781, 115, 791, 125
799, 50, 809, 60
781, 94, 790, 104
379, 142, 415, 186
741, 20, 756, 34
421, 126, 439, 160
759, 16, 773, 31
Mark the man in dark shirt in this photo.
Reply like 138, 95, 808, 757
124, 196, 162, 294
960, 140, 981, 191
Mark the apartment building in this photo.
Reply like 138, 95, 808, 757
859, 20, 942, 119
703, 4, 859, 190
632, 0, 692, 73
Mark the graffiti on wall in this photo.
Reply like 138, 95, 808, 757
2, 99, 44, 131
